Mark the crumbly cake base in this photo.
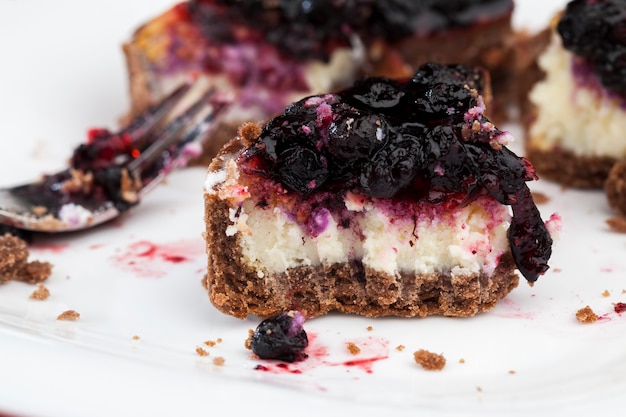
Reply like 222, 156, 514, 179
605, 161, 626, 217
203, 198, 519, 319
526, 144, 616, 189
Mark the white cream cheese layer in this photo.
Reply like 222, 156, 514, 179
529, 33, 626, 158
205, 164, 512, 278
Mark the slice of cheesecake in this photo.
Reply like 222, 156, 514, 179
202, 62, 556, 319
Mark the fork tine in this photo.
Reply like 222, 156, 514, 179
126, 87, 218, 174
118, 81, 193, 142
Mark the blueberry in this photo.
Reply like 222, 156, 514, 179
250, 311, 309, 363
328, 112, 389, 162
557, 0, 626, 95
343, 78, 406, 110
275, 145, 329, 193
360, 133, 424, 198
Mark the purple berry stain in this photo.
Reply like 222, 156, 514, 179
251, 311, 309, 363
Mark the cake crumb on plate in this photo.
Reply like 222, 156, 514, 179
413, 349, 446, 371
29, 284, 50, 300
0, 233, 52, 284
346, 342, 361, 355
575, 306, 598, 323
57, 310, 80, 321
196, 347, 209, 357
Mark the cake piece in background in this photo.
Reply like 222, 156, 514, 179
123, 0, 517, 165
123, 0, 366, 166
202, 62, 556, 320
364, 0, 517, 123
526, 0, 626, 188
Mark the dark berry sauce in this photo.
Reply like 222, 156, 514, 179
188, 0, 513, 62
250, 311, 309, 362
558, 0, 626, 97
9, 127, 156, 221
238, 62, 553, 282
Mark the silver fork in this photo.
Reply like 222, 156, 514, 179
0, 82, 226, 233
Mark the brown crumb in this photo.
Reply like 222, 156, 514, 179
213, 357, 225, 366
196, 347, 209, 357
29, 284, 50, 301
476, 386, 483, 392
553, 268, 562, 273
606, 217, 626, 233
17, 260, 53, 284
459, 358, 466, 364
346, 342, 361, 355
57, 310, 80, 321
132, 335, 141, 341
244, 329, 254, 350
396, 345, 405, 352
413, 349, 446, 371
602, 290, 611, 297
238, 122, 262, 147
0, 234, 52, 284
508, 370, 516, 375
531, 191, 550, 204
216, 338, 222, 344
204, 340, 217, 347
576, 306, 598, 323
366, 326, 373, 331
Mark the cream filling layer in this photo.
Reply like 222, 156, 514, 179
529, 33, 626, 158
205, 162, 512, 278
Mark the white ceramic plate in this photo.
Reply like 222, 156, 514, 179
2, 1, 625, 416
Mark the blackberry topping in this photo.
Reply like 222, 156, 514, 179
250, 311, 309, 362
239, 62, 553, 282
189, 0, 513, 61
557, 0, 626, 96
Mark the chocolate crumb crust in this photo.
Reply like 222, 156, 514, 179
605, 161, 626, 217
413, 349, 446, 371
575, 306, 598, 323
526, 145, 617, 189
203, 142, 520, 319
0, 233, 52, 284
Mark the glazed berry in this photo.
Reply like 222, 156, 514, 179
408, 63, 484, 122
360, 134, 424, 198
558, 0, 626, 95
239, 62, 552, 283
250, 311, 309, 362
275, 145, 329, 193
343, 79, 406, 110
327, 112, 389, 165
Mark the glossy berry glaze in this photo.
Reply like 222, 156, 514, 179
558, 0, 626, 97
237, 62, 553, 283
250, 311, 309, 362
189, 0, 513, 61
